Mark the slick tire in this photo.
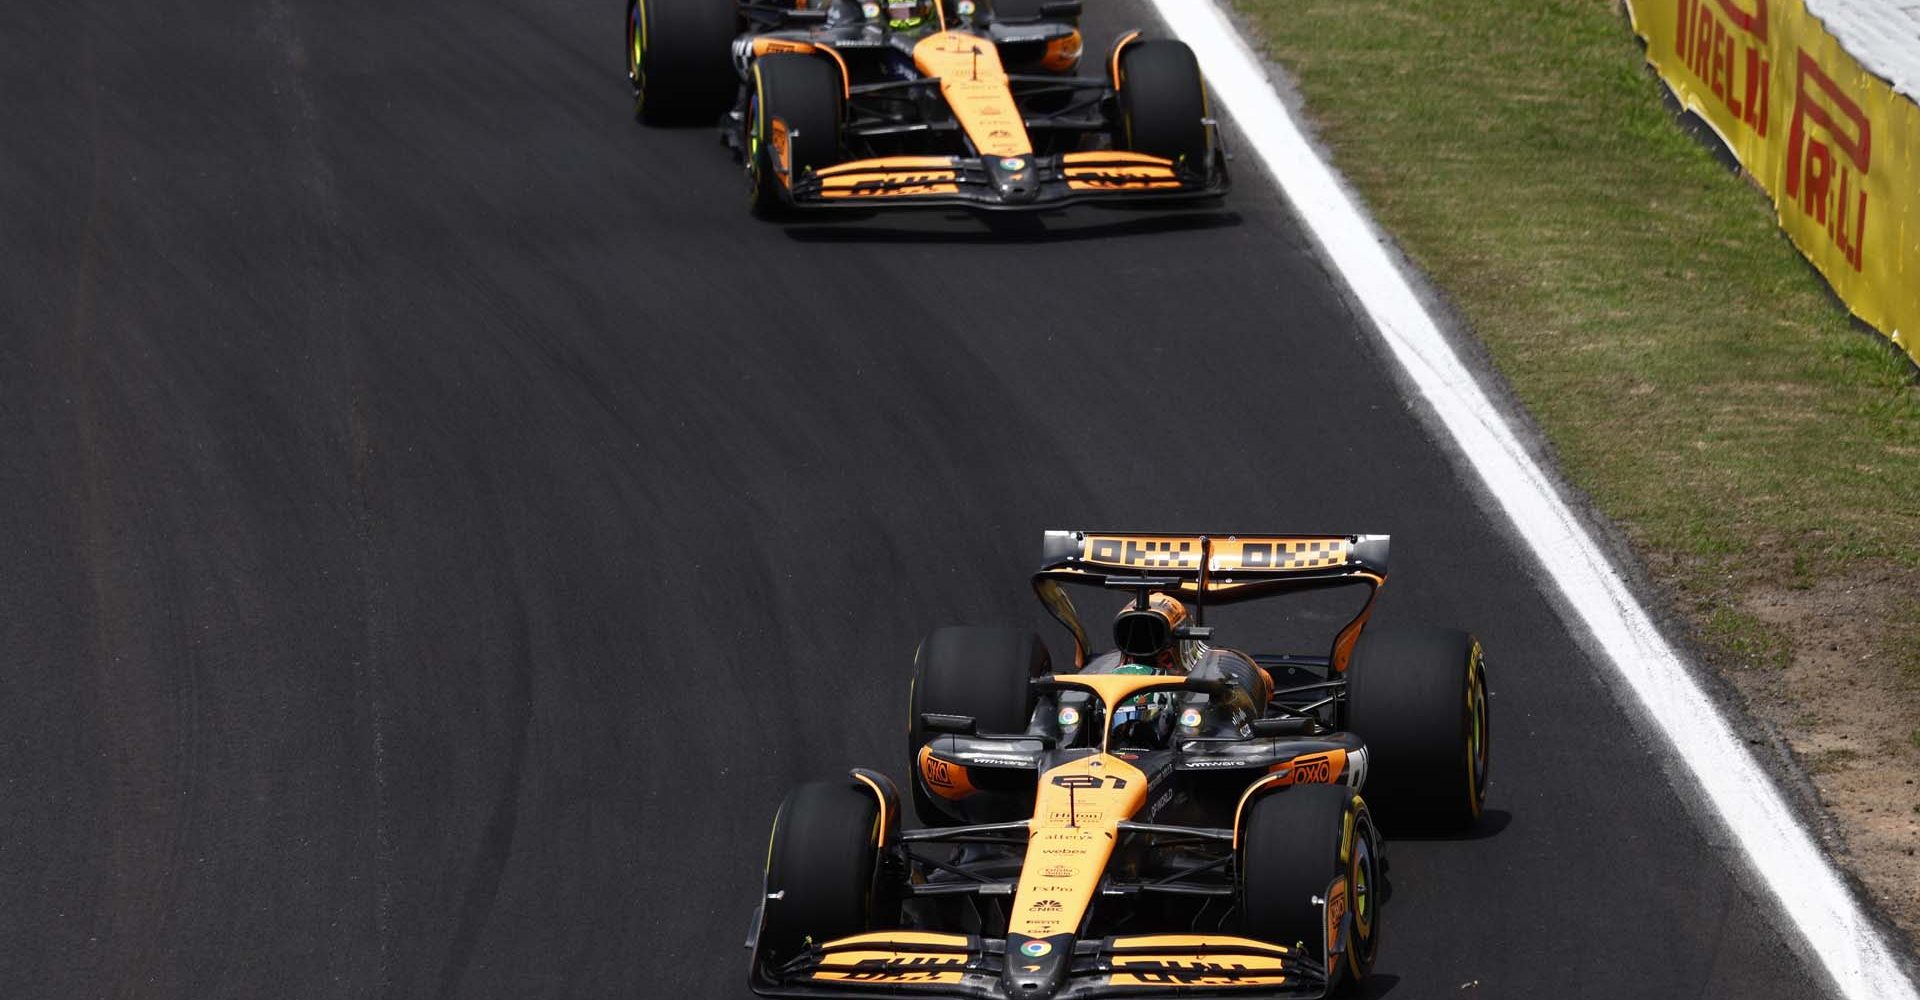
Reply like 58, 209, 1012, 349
1342, 627, 1490, 833
759, 780, 880, 964
749, 54, 843, 218
1238, 785, 1382, 994
906, 626, 1046, 826
627, 0, 737, 125
1114, 40, 1210, 169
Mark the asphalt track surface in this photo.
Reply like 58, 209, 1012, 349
0, 1, 1841, 998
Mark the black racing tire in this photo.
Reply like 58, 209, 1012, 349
627, 0, 737, 126
1238, 785, 1382, 993
1114, 40, 1210, 168
1342, 627, 1490, 833
749, 54, 843, 218
906, 626, 1046, 825
759, 780, 880, 964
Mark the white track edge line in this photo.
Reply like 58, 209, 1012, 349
1140, 2, 1920, 997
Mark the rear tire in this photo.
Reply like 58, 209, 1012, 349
628, 0, 738, 126
1239, 785, 1381, 993
1114, 40, 1210, 168
1343, 627, 1490, 832
749, 54, 843, 217
760, 780, 880, 963
906, 626, 1046, 825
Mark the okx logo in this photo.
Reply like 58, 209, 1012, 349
1785, 49, 1871, 270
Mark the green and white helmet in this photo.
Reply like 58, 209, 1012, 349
883, 0, 934, 28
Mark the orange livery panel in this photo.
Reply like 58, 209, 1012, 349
917, 744, 977, 800
1007, 753, 1145, 939
913, 32, 1032, 159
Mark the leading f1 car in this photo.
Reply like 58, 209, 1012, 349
748, 530, 1492, 998
625, 0, 1229, 214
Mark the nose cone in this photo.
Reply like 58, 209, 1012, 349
987, 155, 1039, 204
1002, 933, 1072, 998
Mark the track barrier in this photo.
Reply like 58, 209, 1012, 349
1624, 0, 1919, 365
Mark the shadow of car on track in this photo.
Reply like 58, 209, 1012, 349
1380, 807, 1514, 843
779, 207, 1245, 244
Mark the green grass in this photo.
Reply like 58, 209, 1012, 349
1809, 747, 1863, 774
1701, 603, 1790, 671
1228, 0, 1920, 662
1888, 600, 1920, 683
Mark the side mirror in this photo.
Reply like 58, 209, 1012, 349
1038, 0, 1082, 16
1250, 717, 1314, 738
921, 713, 978, 736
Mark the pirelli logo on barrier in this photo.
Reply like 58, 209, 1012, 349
1077, 535, 1351, 573
1785, 50, 1870, 270
1627, 0, 1918, 364
1674, 0, 1771, 137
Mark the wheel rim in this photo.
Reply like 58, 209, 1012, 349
1345, 810, 1380, 974
744, 86, 760, 163
1350, 823, 1375, 936
748, 91, 761, 164
1465, 651, 1490, 810
747, 70, 771, 206
629, 1, 646, 99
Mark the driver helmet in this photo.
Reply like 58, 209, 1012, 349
1112, 593, 1189, 667
825, 0, 867, 25
884, 0, 934, 28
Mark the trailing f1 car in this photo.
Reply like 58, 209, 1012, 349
624, 0, 1229, 214
749, 530, 1492, 998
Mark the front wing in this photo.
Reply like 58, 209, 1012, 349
750, 930, 1329, 1000
783, 149, 1229, 211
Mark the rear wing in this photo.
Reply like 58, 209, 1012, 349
1031, 531, 1390, 668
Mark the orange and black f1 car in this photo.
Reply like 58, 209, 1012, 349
748, 531, 1492, 999
625, 0, 1229, 214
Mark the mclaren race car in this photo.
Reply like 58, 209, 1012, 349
624, 0, 1229, 214
748, 531, 1492, 999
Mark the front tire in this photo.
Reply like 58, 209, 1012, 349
1343, 627, 1490, 832
759, 780, 880, 964
906, 626, 1046, 825
628, 0, 737, 125
748, 54, 843, 217
1114, 40, 1211, 168
1238, 785, 1382, 993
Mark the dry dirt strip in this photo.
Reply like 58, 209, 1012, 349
1139, 0, 1920, 997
